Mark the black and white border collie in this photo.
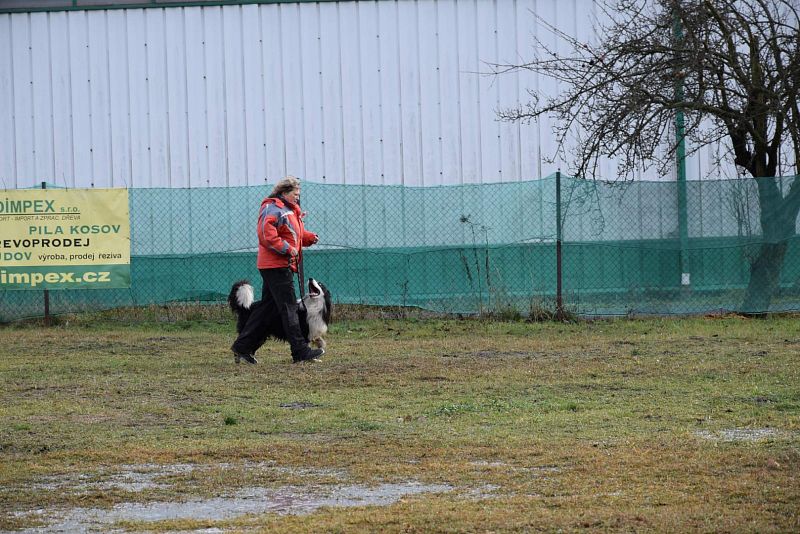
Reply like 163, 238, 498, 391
228, 278, 332, 352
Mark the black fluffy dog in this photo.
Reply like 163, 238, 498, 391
228, 278, 332, 355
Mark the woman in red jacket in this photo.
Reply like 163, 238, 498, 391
231, 176, 323, 363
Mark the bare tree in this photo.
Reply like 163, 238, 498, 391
497, 0, 800, 312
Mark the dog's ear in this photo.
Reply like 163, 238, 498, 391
322, 285, 333, 324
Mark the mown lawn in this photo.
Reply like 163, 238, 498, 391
1, 307, 798, 532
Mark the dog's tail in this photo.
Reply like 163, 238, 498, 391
228, 280, 254, 333
228, 280, 254, 312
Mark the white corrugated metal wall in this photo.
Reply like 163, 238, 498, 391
0, 0, 732, 189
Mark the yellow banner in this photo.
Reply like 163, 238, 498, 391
0, 188, 130, 289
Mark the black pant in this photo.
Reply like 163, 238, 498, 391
232, 268, 307, 357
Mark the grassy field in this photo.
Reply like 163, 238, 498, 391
1, 306, 798, 532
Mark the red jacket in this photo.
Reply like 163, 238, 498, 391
256, 196, 317, 271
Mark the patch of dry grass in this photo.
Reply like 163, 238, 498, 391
0, 310, 798, 532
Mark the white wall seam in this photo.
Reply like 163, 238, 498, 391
46, 13, 58, 186
394, 0, 405, 186
182, 8, 191, 188
434, 0, 443, 185
453, 0, 464, 185
240, 5, 251, 185
514, 0, 522, 182
123, 11, 133, 188
84, 11, 95, 186
336, 5, 346, 184
46, 13, 56, 183
160, 9, 171, 191
474, 0, 483, 185
376, 2, 385, 186
414, 1, 424, 186
533, 0, 542, 181
277, 4, 287, 178
128, 10, 138, 186
104, 11, 114, 187
356, 2, 366, 245
258, 5, 267, 184
220, 7, 229, 186
314, 2, 325, 184
27, 14, 38, 184
142, 10, 151, 187
202, 7, 210, 186
0, 16, 12, 188
356, 2, 366, 187
297, 4, 308, 180
65, 12, 74, 186
494, 0, 502, 181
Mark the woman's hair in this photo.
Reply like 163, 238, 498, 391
270, 175, 301, 197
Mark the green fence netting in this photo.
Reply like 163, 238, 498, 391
2, 175, 799, 321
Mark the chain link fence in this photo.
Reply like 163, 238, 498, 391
2, 175, 799, 321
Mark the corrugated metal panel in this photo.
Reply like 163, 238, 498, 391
0, 0, 734, 189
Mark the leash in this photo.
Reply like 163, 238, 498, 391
293, 201, 308, 309
295, 252, 307, 311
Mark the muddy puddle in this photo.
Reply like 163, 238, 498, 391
27, 463, 198, 494
11, 463, 455, 533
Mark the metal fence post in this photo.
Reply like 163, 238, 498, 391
556, 171, 564, 319
674, 10, 691, 288
42, 181, 51, 326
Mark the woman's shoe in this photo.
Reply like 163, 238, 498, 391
292, 348, 324, 363
232, 350, 258, 364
